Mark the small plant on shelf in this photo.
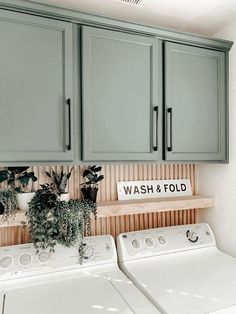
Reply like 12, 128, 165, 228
81, 165, 104, 203
0, 167, 38, 211
0, 189, 17, 223
26, 184, 97, 263
45, 167, 74, 201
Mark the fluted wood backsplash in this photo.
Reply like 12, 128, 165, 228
0, 164, 197, 246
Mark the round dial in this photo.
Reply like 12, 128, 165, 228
38, 251, 50, 264
157, 235, 167, 246
0, 255, 13, 269
145, 237, 154, 248
83, 245, 94, 260
19, 253, 32, 266
131, 239, 141, 249
186, 230, 199, 243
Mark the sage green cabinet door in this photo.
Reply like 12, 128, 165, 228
82, 26, 161, 161
0, 10, 73, 162
164, 42, 227, 161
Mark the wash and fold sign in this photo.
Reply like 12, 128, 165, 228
117, 179, 192, 201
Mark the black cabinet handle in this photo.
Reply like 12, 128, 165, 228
167, 108, 172, 152
153, 106, 158, 152
66, 98, 72, 151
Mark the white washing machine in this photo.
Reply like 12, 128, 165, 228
117, 223, 236, 314
0, 235, 160, 314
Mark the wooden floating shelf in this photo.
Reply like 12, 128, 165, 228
0, 195, 215, 227
97, 195, 215, 217
0, 211, 26, 228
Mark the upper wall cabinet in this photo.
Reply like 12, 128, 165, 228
164, 42, 227, 162
82, 26, 161, 161
0, 10, 73, 162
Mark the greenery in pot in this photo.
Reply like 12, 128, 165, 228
0, 189, 17, 223
0, 167, 38, 211
0, 167, 37, 192
26, 184, 97, 262
45, 167, 74, 199
81, 165, 104, 202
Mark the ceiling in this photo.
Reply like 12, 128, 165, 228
28, 0, 236, 35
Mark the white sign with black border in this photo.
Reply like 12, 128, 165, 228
117, 179, 192, 201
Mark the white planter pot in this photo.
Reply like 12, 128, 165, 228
59, 193, 70, 202
16, 192, 35, 211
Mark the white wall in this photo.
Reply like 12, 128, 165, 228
198, 21, 236, 256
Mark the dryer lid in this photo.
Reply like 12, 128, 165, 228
2, 275, 134, 314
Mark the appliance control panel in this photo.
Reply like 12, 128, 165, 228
0, 235, 116, 280
117, 223, 216, 261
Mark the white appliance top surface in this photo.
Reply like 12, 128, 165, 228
117, 223, 236, 314
123, 247, 236, 314
2, 266, 159, 314
4, 274, 133, 314
0, 235, 159, 314
208, 305, 236, 314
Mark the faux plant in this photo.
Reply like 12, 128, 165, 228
0, 167, 37, 193
81, 165, 104, 203
26, 184, 97, 262
45, 167, 74, 194
81, 165, 104, 189
0, 189, 17, 223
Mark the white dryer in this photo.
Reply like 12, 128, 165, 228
117, 223, 236, 314
0, 235, 160, 314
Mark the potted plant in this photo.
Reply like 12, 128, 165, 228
26, 184, 97, 262
0, 189, 17, 223
45, 167, 74, 201
81, 165, 104, 203
0, 167, 38, 211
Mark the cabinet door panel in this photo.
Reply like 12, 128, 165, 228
165, 42, 226, 161
82, 26, 160, 161
0, 10, 73, 162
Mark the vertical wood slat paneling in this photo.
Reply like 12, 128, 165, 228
0, 164, 197, 245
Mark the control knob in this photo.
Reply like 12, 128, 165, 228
186, 230, 199, 243
145, 237, 154, 248
157, 235, 167, 246
131, 239, 141, 249
38, 251, 50, 264
19, 253, 32, 266
0, 255, 13, 269
83, 245, 94, 260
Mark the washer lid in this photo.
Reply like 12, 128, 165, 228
3, 275, 134, 314
208, 305, 236, 314
121, 247, 236, 314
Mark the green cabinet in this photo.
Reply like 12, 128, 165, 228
82, 26, 161, 161
82, 27, 228, 162
164, 42, 227, 161
0, 10, 73, 162
0, 7, 229, 164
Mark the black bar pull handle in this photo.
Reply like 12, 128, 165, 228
66, 98, 72, 151
167, 108, 172, 152
153, 106, 158, 152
